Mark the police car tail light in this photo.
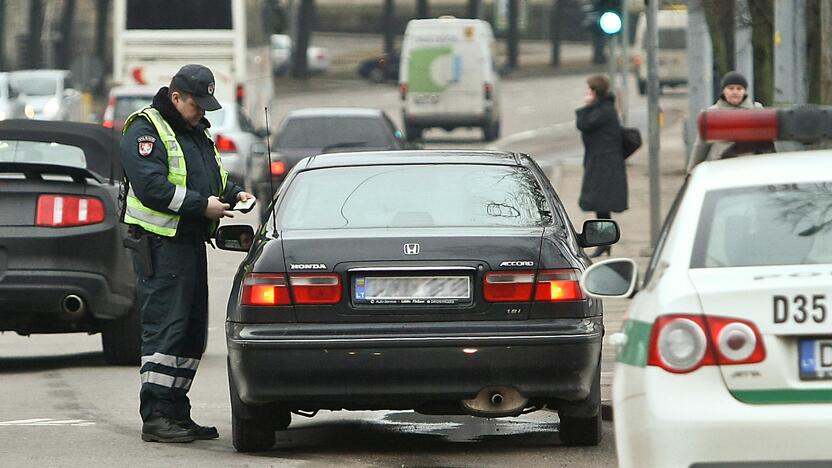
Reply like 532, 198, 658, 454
698, 108, 778, 142
533, 269, 584, 302
648, 315, 714, 374
215, 134, 237, 152
289, 274, 341, 305
242, 273, 291, 306
36, 195, 105, 227
483, 272, 535, 302
704, 316, 766, 365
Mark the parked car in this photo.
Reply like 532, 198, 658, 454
0, 72, 26, 121
209, 101, 269, 191
270, 34, 330, 76
216, 149, 619, 452
10, 69, 82, 121
357, 51, 400, 83
582, 107, 832, 467
0, 120, 140, 365
249, 107, 405, 220
101, 85, 157, 134
633, 9, 687, 95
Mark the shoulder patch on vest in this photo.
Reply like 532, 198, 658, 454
137, 135, 156, 157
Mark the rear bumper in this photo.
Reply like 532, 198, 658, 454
227, 318, 602, 409
404, 110, 496, 128
0, 270, 134, 333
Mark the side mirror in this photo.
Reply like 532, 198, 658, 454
580, 258, 639, 299
579, 219, 620, 247
216, 224, 255, 252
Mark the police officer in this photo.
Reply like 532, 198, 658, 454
687, 71, 765, 173
120, 64, 254, 443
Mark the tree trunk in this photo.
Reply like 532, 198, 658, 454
806, 0, 821, 103
821, 0, 832, 103
467, 0, 481, 19
57, 0, 75, 70
702, 0, 735, 90
749, 0, 774, 105
95, 0, 109, 79
416, 0, 429, 19
383, 0, 395, 55
292, 0, 314, 79
507, 0, 519, 69
549, 0, 564, 67
26, 0, 44, 69
0, 0, 6, 71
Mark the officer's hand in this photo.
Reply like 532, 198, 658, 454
205, 196, 233, 219
238, 191, 254, 202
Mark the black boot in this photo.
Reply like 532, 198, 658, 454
142, 416, 196, 443
179, 418, 219, 440
589, 246, 611, 258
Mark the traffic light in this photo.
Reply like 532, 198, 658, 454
596, 0, 622, 35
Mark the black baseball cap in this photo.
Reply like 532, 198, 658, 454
171, 64, 222, 111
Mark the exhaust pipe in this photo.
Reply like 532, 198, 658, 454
462, 386, 528, 417
61, 294, 86, 319
490, 393, 504, 405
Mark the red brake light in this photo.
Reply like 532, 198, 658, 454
270, 161, 286, 175
36, 195, 105, 227
483, 272, 534, 302
698, 108, 778, 142
399, 83, 408, 100
215, 134, 237, 152
647, 314, 766, 374
533, 269, 584, 301
289, 274, 341, 304
242, 273, 291, 306
102, 120, 114, 129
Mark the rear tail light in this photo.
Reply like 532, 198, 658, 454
289, 274, 341, 304
215, 134, 237, 152
236, 84, 245, 106
36, 195, 105, 227
270, 161, 286, 176
647, 314, 765, 374
241, 273, 341, 306
242, 273, 291, 306
102, 120, 114, 129
399, 83, 408, 100
484, 269, 583, 303
484, 83, 493, 100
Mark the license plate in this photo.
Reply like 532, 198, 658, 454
353, 275, 471, 305
799, 338, 832, 380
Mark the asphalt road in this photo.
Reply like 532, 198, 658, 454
0, 73, 688, 467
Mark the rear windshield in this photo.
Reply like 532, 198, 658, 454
278, 164, 553, 230
0, 140, 86, 169
13, 76, 58, 96
276, 117, 393, 150
115, 96, 153, 120
126, 0, 232, 29
692, 183, 832, 268
659, 29, 686, 50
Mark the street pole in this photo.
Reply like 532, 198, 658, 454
0, 0, 6, 71
686, 0, 712, 159
607, 34, 616, 92
507, 0, 519, 70
774, 0, 807, 105
646, 0, 660, 247
620, 9, 629, 125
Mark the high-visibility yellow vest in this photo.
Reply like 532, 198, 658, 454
122, 106, 229, 237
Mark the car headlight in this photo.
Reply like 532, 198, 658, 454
44, 98, 60, 118
24, 104, 35, 119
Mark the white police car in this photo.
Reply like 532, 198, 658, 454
582, 108, 832, 467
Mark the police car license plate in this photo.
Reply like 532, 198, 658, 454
353, 275, 471, 305
799, 338, 832, 381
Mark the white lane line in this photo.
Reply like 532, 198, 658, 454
0, 418, 95, 426
488, 120, 576, 149
0, 418, 52, 425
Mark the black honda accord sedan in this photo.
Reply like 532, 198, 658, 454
0, 120, 139, 365
217, 150, 619, 451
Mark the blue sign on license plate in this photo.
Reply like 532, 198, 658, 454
799, 339, 832, 381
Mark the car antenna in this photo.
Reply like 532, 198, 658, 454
264, 107, 278, 234
109, 123, 115, 185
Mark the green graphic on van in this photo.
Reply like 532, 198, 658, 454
408, 47, 462, 93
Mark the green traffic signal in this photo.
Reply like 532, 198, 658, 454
599, 11, 622, 35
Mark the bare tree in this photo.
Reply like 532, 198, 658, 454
95, 0, 110, 80
57, 0, 76, 70
749, 0, 774, 105
0, 0, 6, 70
702, 0, 735, 81
26, 0, 44, 69
549, 0, 565, 67
292, 0, 315, 79
416, 0, 429, 19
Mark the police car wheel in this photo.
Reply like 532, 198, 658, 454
101, 303, 141, 366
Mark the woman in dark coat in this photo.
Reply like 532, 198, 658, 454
575, 74, 627, 257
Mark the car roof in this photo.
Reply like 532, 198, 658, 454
109, 85, 158, 97
0, 119, 121, 179
691, 150, 832, 190
285, 107, 385, 118
301, 150, 522, 170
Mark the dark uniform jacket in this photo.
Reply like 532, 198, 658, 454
120, 87, 242, 240
575, 93, 628, 213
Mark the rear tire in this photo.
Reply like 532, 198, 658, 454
483, 121, 500, 142
101, 303, 141, 366
405, 125, 422, 142
230, 375, 276, 452
558, 363, 602, 446
638, 79, 647, 95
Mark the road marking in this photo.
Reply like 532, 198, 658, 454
0, 418, 95, 426
488, 120, 576, 149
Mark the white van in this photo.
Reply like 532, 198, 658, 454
633, 9, 688, 95
399, 17, 501, 141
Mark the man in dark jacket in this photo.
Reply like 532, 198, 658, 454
120, 64, 254, 443
576, 74, 627, 257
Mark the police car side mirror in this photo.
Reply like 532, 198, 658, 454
578, 219, 620, 248
580, 258, 639, 299
216, 225, 255, 252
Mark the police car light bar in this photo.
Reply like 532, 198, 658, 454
698, 105, 832, 143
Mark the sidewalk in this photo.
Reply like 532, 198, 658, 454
549, 106, 690, 410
